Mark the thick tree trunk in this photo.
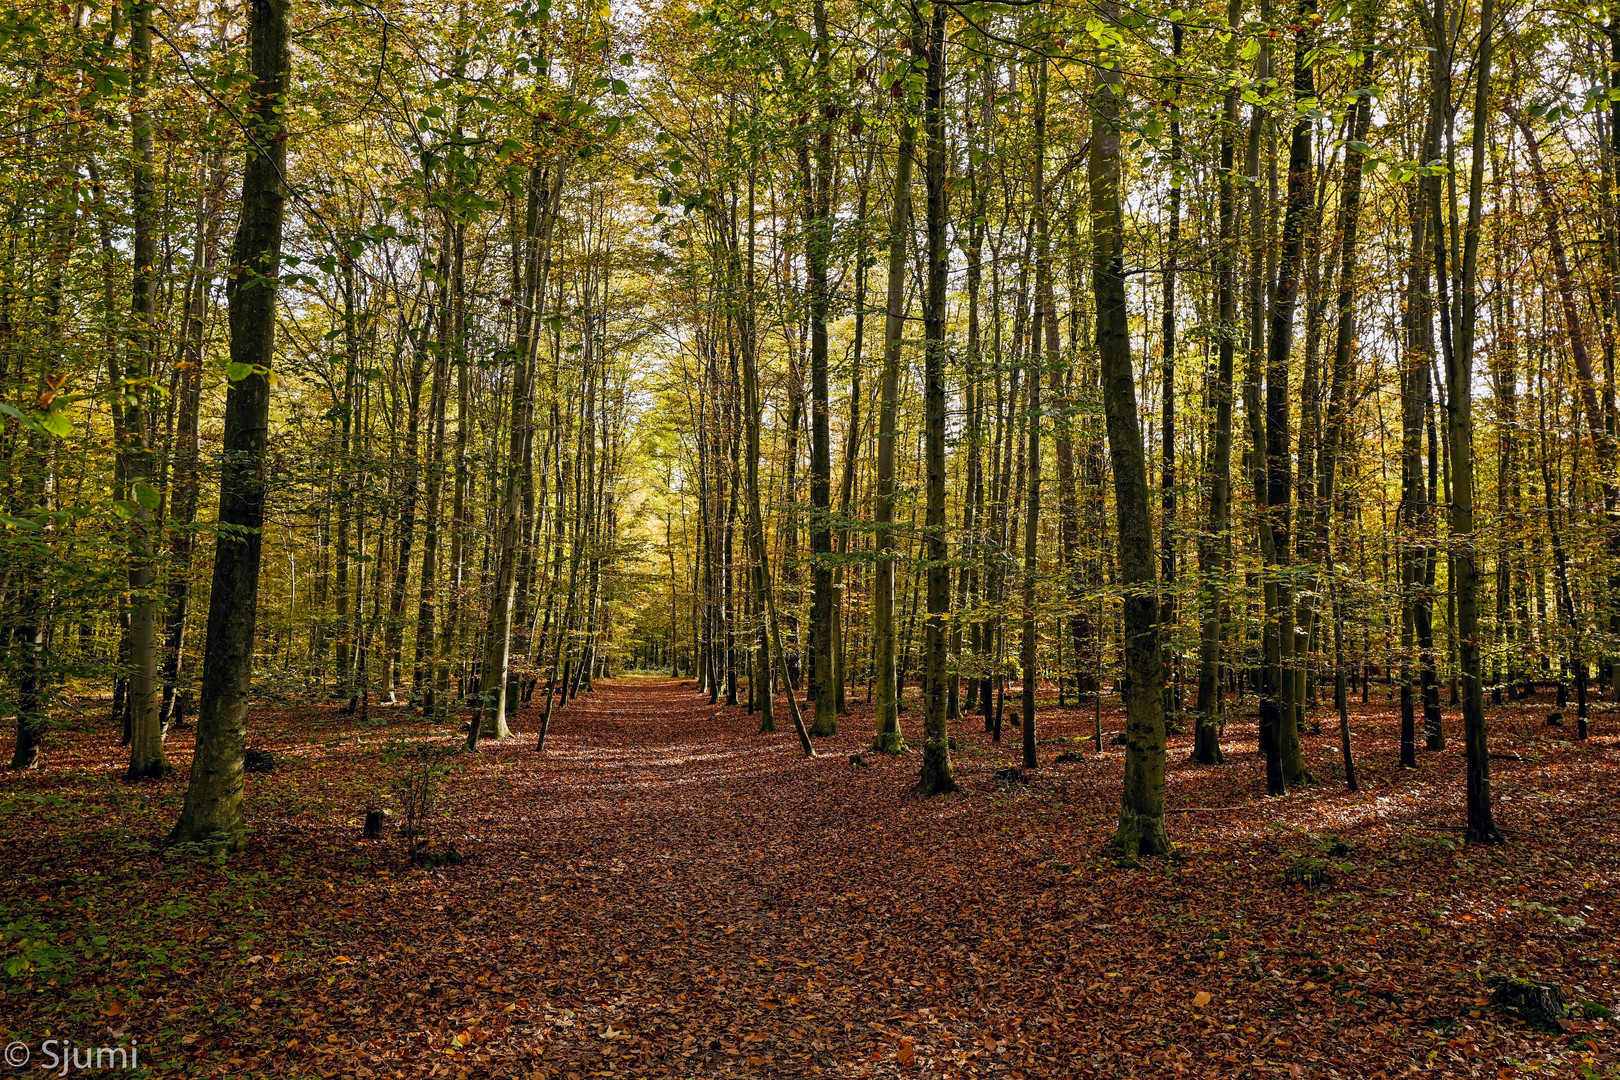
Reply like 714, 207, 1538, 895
169, 0, 290, 849
1094, 7, 1167, 856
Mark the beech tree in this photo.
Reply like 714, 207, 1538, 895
2, 0, 1609, 858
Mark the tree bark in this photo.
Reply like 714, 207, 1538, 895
872, 109, 915, 755
1447, 0, 1503, 842
1021, 54, 1050, 772
916, 0, 957, 795
169, 0, 290, 849
1192, 0, 1243, 766
125, 0, 167, 779
1094, 6, 1168, 856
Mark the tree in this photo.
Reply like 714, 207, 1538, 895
915, 0, 956, 796
1093, 0, 1168, 858
169, 0, 291, 849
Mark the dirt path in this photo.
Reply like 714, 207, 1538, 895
2, 677, 1616, 1077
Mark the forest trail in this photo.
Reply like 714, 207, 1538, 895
3, 682, 1616, 1077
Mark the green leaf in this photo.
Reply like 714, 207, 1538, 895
38, 409, 71, 438
0, 402, 44, 436
226, 362, 253, 382
133, 481, 160, 511
1240, 38, 1259, 62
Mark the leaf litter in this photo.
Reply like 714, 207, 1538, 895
1, 677, 1616, 1078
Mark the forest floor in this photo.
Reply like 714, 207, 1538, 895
1, 678, 1617, 1079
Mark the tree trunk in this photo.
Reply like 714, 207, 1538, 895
1447, 0, 1503, 842
1263, 0, 1318, 789
1094, 5, 1168, 857
1192, 0, 1243, 766
739, 169, 813, 755
872, 110, 914, 755
169, 0, 290, 850
1316, 51, 1376, 791
916, 0, 957, 795
124, 0, 168, 780
471, 127, 565, 748
160, 154, 226, 728
1020, 54, 1050, 773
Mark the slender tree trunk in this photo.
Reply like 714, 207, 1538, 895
123, 0, 167, 779
1159, 21, 1184, 724
414, 250, 451, 709
1243, 0, 1287, 796
160, 155, 225, 727
437, 224, 469, 716
471, 145, 563, 748
1192, 0, 1244, 765
872, 109, 915, 754
916, 0, 957, 795
1264, 0, 1318, 789
1447, 0, 1503, 842
1316, 53, 1376, 791
384, 302, 431, 702
1020, 54, 1050, 772
739, 169, 813, 754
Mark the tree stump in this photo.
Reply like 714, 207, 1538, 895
1490, 977, 1566, 1030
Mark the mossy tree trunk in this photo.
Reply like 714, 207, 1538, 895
1093, 4, 1167, 856
168, 0, 290, 850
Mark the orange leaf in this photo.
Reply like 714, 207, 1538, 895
897, 1039, 915, 1065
